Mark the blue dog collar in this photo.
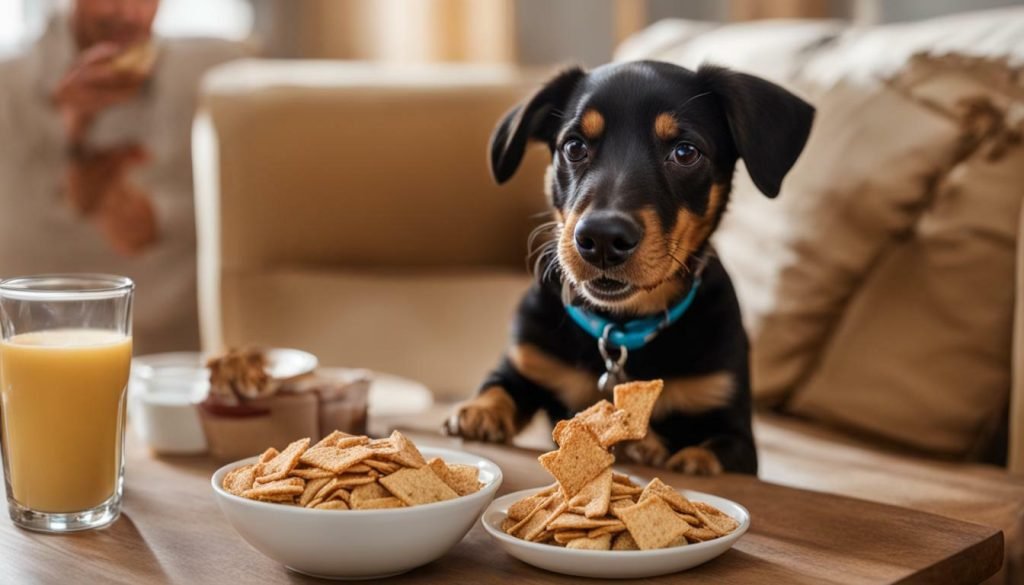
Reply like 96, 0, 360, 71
565, 278, 701, 351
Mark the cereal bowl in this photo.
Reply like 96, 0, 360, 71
481, 486, 749, 579
212, 447, 502, 580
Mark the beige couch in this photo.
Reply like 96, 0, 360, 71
194, 12, 1024, 582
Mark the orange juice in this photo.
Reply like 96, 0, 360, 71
0, 329, 132, 513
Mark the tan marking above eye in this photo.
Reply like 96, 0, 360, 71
581, 109, 605, 139
655, 112, 679, 141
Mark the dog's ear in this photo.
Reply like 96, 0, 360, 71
697, 64, 814, 198
489, 67, 586, 184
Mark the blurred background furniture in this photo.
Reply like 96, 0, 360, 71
194, 8, 1024, 582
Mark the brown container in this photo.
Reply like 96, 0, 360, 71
199, 369, 370, 461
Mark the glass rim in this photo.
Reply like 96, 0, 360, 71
0, 273, 134, 301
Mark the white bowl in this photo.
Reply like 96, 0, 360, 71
481, 487, 750, 579
212, 447, 502, 580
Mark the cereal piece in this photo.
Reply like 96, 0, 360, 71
501, 517, 518, 532
528, 501, 567, 541
679, 513, 701, 526
242, 477, 305, 500
609, 499, 634, 515
299, 445, 374, 474
507, 494, 558, 538
337, 436, 371, 450
616, 496, 691, 550
538, 421, 614, 498
587, 522, 627, 538
427, 458, 483, 496
612, 472, 635, 485
613, 380, 664, 440
612, 532, 639, 550
446, 464, 483, 495
378, 431, 427, 468
350, 482, 390, 506
334, 473, 379, 488
223, 464, 257, 496
568, 467, 613, 519
692, 501, 739, 535
546, 513, 622, 531
363, 459, 401, 474
379, 466, 458, 506
685, 526, 719, 543
257, 448, 279, 464
507, 494, 550, 522
357, 497, 406, 510
314, 500, 350, 510
256, 438, 311, 482
329, 489, 351, 503
299, 477, 332, 507
253, 494, 299, 503
667, 534, 689, 547
306, 497, 323, 509
289, 467, 334, 480
555, 400, 632, 447
312, 478, 343, 501
639, 478, 695, 515
367, 437, 394, 450
566, 533, 613, 550
346, 463, 373, 474
552, 530, 588, 544
611, 482, 643, 497
311, 430, 351, 450
551, 419, 570, 447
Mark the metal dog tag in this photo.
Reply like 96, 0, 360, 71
598, 332, 628, 393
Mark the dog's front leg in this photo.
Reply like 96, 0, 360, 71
444, 385, 520, 443
666, 433, 757, 475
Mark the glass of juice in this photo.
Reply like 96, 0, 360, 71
0, 274, 133, 532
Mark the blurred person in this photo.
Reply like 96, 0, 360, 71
0, 0, 246, 353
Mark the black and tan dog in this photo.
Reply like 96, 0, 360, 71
444, 61, 813, 475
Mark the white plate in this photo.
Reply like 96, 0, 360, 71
481, 487, 750, 579
212, 447, 502, 580
264, 348, 318, 380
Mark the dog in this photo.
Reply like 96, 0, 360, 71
444, 60, 814, 475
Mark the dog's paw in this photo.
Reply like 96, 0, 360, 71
665, 446, 723, 476
443, 386, 517, 444
619, 433, 670, 467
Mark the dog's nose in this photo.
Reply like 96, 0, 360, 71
574, 211, 643, 268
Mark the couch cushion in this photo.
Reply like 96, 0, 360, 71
788, 72, 1024, 457
217, 268, 532, 400
757, 413, 1024, 582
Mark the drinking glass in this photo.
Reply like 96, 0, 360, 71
0, 274, 134, 532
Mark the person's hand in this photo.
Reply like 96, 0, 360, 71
65, 144, 148, 215
94, 179, 158, 256
52, 43, 148, 144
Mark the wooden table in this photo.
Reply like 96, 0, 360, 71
0, 431, 1003, 584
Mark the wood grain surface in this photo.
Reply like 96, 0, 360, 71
0, 430, 1003, 584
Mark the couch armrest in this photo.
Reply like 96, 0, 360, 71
1011, 200, 1024, 474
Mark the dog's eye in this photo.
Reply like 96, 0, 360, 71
670, 143, 701, 166
562, 139, 589, 163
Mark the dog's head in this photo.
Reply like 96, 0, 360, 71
489, 61, 814, 315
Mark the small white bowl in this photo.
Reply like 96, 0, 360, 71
481, 487, 750, 579
212, 447, 502, 580
129, 352, 209, 454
